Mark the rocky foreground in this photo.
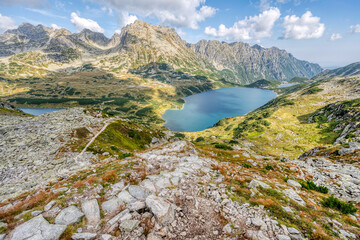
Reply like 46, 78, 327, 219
0, 137, 360, 239
1, 141, 295, 240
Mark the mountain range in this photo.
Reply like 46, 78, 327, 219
0, 20, 322, 84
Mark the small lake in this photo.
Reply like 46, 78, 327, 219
162, 87, 276, 132
280, 83, 298, 88
20, 108, 65, 116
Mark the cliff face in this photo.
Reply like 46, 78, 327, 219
188, 40, 323, 83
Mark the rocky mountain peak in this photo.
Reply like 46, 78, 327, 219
119, 20, 182, 44
53, 28, 72, 36
75, 29, 110, 47
6, 23, 51, 40
251, 44, 264, 51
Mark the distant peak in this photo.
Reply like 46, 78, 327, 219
79, 28, 95, 34
18, 23, 47, 30
251, 44, 263, 50
132, 20, 147, 25
19, 22, 34, 27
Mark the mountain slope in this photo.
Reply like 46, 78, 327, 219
313, 62, 360, 80
189, 74, 360, 158
188, 40, 323, 83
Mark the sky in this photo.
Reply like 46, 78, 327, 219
0, 0, 359, 68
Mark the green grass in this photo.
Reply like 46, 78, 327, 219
303, 87, 323, 95
87, 120, 163, 155
0, 107, 31, 116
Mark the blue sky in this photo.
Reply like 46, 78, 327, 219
0, 0, 359, 68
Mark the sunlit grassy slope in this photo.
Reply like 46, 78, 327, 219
188, 76, 360, 158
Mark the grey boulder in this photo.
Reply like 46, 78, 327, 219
248, 180, 271, 189
9, 215, 66, 240
55, 206, 84, 225
101, 198, 122, 214
283, 189, 305, 206
117, 190, 136, 204
119, 220, 140, 232
145, 195, 174, 225
128, 185, 151, 200
81, 199, 100, 225
71, 232, 97, 240
287, 180, 302, 189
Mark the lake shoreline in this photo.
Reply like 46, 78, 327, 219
162, 87, 276, 132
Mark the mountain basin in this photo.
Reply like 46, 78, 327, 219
162, 87, 276, 132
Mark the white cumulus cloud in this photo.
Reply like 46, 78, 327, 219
204, 7, 281, 41
91, 0, 216, 29
0, 13, 17, 33
282, 11, 325, 39
350, 24, 360, 33
51, 24, 61, 30
70, 12, 104, 33
330, 33, 342, 41
114, 12, 138, 34
120, 12, 138, 27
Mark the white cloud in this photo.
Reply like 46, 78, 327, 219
259, 0, 271, 11
114, 12, 138, 34
91, 0, 216, 29
26, 8, 66, 19
70, 12, 104, 33
0, 13, 17, 33
51, 24, 61, 30
204, 7, 281, 41
330, 33, 342, 41
176, 29, 187, 37
257, 0, 301, 10
0, 0, 47, 7
120, 12, 138, 26
282, 11, 325, 39
350, 24, 360, 33
101, 6, 113, 16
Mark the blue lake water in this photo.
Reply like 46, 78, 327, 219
162, 87, 276, 132
20, 108, 65, 116
280, 83, 298, 88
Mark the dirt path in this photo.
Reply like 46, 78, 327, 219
75, 119, 114, 161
